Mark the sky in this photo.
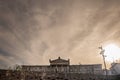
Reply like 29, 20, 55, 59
0, 0, 120, 69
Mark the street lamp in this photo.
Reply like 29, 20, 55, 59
99, 46, 108, 80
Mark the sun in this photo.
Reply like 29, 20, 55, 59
104, 44, 120, 62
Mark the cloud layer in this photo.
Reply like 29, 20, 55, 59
0, 0, 120, 68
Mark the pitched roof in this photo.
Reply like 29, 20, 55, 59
50, 57, 69, 63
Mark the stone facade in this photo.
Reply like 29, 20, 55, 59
0, 69, 116, 80
110, 62, 120, 75
22, 57, 102, 75
0, 57, 117, 80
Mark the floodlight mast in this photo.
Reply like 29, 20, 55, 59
99, 46, 108, 80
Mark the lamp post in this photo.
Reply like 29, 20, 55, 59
99, 46, 108, 80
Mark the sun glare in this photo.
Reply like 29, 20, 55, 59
104, 44, 120, 62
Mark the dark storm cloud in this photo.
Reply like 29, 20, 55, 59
0, 48, 11, 57
0, 0, 120, 68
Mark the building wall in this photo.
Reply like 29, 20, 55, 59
110, 63, 120, 75
69, 64, 102, 74
0, 69, 116, 80
22, 64, 102, 75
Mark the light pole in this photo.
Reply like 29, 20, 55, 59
99, 46, 108, 80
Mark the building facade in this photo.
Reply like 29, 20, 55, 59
1, 57, 117, 80
22, 57, 102, 75
110, 62, 120, 75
